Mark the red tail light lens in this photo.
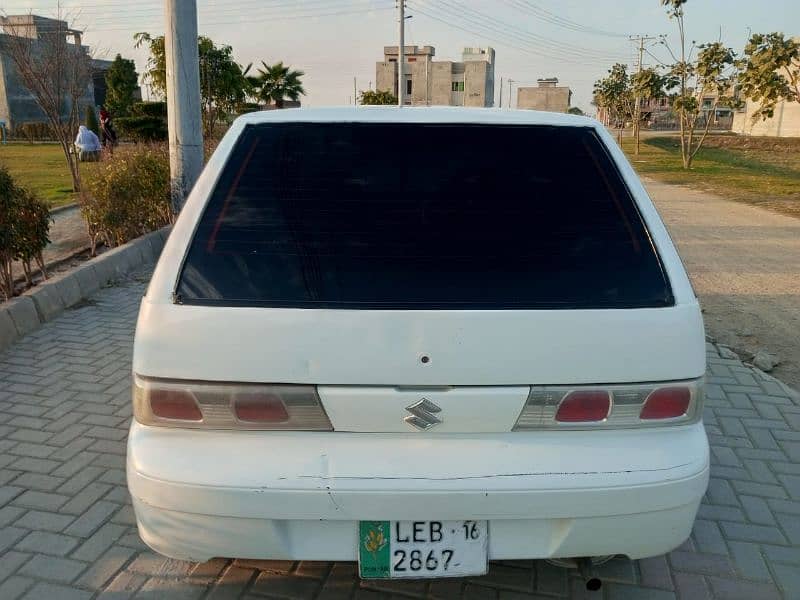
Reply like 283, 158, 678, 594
234, 393, 289, 423
149, 389, 202, 421
640, 387, 691, 420
133, 375, 333, 430
555, 391, 611, 423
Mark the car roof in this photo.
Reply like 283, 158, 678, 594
236, 106, 598, 128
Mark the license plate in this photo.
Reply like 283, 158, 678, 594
358, 520, 488, 579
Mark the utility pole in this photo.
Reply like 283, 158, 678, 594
508, 79, 515, 108
630, 34, 658, 155
165, 0, 203, 212
499, 76, 503, 109
354, 77, 357, 105
397, 0, 405, 106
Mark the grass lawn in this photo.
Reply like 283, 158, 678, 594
621, 135, 800, 219
0, 142, 77, 208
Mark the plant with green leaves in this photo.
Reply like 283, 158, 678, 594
82, 144, 172, 254
659, 0, 740, 169
134, 33, 250, 136
631, 67, 670, 154
105, 54, 140, 117
738, 33, 800, 122
13, 189, 51, 288
251, 61, 306, 108
593, 63, 635, 142
0, 166, 51, 299
85, 106, 100, 136
359, 90, 397, 105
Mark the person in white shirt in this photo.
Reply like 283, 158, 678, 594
74, 125, 102, 162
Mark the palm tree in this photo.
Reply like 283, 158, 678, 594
253, 61, 306, 108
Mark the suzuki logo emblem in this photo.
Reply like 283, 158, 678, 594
404, 398, 442, 431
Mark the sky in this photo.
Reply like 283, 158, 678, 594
2, 0, 798, 113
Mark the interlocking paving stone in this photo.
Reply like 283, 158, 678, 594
18, 554, 88, 584
2, 269, 800, 598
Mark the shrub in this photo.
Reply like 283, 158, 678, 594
12, 122, 55, 143
0, 166, 51, 300
82, 144, 172, 253
132, 101, 168, 118
85, 105, 100, 136
116, 116, 168, 142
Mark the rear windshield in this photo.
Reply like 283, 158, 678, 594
176, 122, 672, 309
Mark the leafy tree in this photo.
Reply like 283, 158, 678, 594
134, 33, 166, 95
738, 33, 800, 121
659, 0, 739, 169
593, 63, 634, 142
631, 67, 670, 154
134, 33, 249, 136
252, 61, 306, 108
359, 89, 397, 105
198, 38, 249, 136
85, 105, 100, 136
567, 106, 585, 115
105, 54, 139, 117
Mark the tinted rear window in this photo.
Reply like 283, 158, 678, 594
176, 122, 672, 309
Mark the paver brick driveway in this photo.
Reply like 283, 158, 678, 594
1, 268, 800, 599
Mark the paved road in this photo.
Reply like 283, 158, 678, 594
1, 268, 800, 598
644, 179, 800, 392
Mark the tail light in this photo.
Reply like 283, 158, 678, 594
640, 387, 691, 420
514, 378, 703, 430
149, 389, 202, 421
555, 391, 610, 422
133, 375, 333, 430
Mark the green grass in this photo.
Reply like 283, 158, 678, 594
621, 135, 800, 218
0, 142, 77, 208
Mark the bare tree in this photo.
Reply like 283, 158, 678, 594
0, 12, 93, 191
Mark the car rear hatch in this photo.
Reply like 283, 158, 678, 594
134, 120, 705, 434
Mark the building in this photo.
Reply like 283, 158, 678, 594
376, 45, 495, 107
516, 78, 572, 113
0, 15, 95, 131
732, 96, 800, 137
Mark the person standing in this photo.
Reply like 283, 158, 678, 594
99, 107, 118, 152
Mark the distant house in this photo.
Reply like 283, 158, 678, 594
0, 15, 94, 131
516, 78, 572, 113
732, 96, 800, 138
0, 15, 139, 130
376, 45, 496, 107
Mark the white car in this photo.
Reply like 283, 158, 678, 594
128, 107, 708, 583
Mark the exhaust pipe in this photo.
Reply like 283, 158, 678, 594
576, 558, 602, 592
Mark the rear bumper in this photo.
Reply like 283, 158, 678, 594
127, 421, 709, 562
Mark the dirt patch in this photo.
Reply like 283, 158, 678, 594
644, 177, 800, 392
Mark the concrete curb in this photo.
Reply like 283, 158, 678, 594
0, 226, 169, 354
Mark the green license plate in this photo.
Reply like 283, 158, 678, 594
358, 520, 488, 579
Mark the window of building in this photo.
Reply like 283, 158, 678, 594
408, 57, 417, 62
406, 79, 412, 95
388, 58, 397, 63
451, 81, 464, 92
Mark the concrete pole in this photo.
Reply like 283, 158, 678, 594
165, 0, 204, 212
397, 0, 404, 106
499, 76, 503, 109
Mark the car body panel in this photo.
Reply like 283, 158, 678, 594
129, 108, 708, 563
